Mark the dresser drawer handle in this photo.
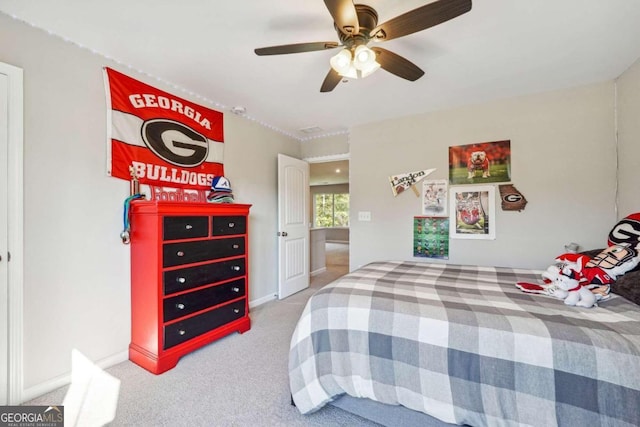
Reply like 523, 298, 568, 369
228, 222, 235, 228
185, 224, 193, 230
232, 287, 240, 293
233, 308, 240, 314
177, 277, 186, 284
178, 329, 186, 336
231, 265, 241, 271
176, 303, 185, 310
176, 251, 185, 257
232, 244, 239, 249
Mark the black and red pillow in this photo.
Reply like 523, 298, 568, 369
599, 213, 640, 304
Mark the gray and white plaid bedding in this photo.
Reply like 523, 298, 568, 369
289, 261, 640, 426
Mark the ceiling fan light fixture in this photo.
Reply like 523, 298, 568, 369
255, 0, 473, 92
353, 45, 375, 70
351, 45, 380, 77
330, 49, 353, 74
340, 64, 359, 79
359, 61, 380, 78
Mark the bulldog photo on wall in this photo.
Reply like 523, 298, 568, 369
448, 140, 512, 185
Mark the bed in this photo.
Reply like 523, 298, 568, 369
289, 260, 640, 426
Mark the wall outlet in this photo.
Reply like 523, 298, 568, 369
358, 211, 372, 221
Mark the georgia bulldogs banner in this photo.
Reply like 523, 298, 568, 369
104, 67, 224, 190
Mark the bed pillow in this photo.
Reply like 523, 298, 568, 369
611, 269, 640, 305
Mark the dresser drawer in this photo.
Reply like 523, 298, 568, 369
163, 278, 246, 322
212, 215, 246, 235
163, 237, 245, 267
163, 258, 246, 295
163, 300, 246, 349
163, 216, 209, 241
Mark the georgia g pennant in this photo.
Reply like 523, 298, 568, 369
104, 67, 224, 190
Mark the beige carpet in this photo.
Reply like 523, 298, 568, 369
25, 243, 374, 426
311, 243, 349, 288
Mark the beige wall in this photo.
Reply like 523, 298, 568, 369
300, 133, 349, 159
350, 82, 618, 270
0, 13, 299, 398
310, 229, 326, 274
616, 58, 640, 218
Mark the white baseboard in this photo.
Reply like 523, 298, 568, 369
311, 267, 327, 276
326, 240, 349, 244
21, 350, 129, 403
249, 293, 276, 308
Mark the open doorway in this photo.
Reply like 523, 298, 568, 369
308, 158, 349, 289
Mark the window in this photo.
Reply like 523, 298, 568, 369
314, 193, 349, 228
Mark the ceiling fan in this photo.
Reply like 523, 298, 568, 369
254, 0, 472, 92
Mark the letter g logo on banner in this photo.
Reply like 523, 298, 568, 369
141, 119, 209, 167
503, 194, 522, 203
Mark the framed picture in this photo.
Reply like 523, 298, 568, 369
449, 185, 496, 239
448, 140, 511, 185
414, 216, 449, 259
422, 179, 448, 216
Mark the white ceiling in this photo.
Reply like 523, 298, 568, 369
2, 0, 640, 140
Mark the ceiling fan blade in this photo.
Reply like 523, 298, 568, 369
371, 0, 472, 42
320, 69, 342, 92
324, 0, 359, 35
371, 47, 425, 81
255, 41, 339, 56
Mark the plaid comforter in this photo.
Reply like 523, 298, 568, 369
289, 261, 640, 426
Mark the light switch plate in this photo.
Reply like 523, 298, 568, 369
358, 211, 371, 221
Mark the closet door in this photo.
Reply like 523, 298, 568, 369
0, 61, 24, 405
0, 68, 10, 405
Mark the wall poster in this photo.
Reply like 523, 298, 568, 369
448, 140, 511, 185
449, 185, 496, 240
422, 179, 448, 216
414, 217, 449, 259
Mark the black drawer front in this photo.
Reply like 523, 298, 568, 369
164, 258, 246, 295
163, 300, 246, 349
163, 216, 208, 240
163, 278, 246, 322
212, 216, 246, 236
163, 237, 245, 267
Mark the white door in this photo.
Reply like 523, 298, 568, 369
1, 61, 23, 405
0, 69, 8, 405
277, 154, 310, 299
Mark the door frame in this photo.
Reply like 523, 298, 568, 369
305, 153, 350, 275
1, 61, 24, 405
304, 153, 350, 227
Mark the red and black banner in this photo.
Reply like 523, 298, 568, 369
104, 67, 224, 190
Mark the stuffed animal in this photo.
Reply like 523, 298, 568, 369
517, 242, 640, 308
542, 253, 598, 308
517, 213, 640, 307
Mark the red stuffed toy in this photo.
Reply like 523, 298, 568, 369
517, 243, 640, 307
517, 213, 640, 307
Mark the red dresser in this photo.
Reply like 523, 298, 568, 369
128, 200, 251, 374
